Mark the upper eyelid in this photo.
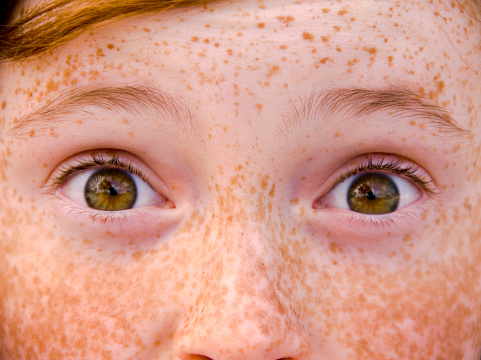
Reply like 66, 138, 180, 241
325, 155, 437, 196
46, 152, 156, 193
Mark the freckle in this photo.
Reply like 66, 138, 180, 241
321, 36, 329, 42
223, 126, 228, 133
255, 103, 263, 114
410, 121, 416, 126
46, 79, 58, 92
280, 44, 287, 50
107, 44, 114, 49
290, 198, 299, 205
257, 22, 265, 28
96, 48, 105, 58
128, 132, 133, 138
302, 32, 314, 41
260, 176, 269, 191
334, 132, 340, 138
322, 8, 330, 13
143, 27, 150, 32
266, 65, 280, 78
1, 101, 5, 109
301, 176, 306, 181
122, 119, 129, 124
300, 207, 306, 216
269, 184, 276, 197
132, 251, 143, 260
42, 163, 47, 168
307, 157, 313, 162
363, 46, 377, 55
403, 233, 412, 242
191, 36, 199, 42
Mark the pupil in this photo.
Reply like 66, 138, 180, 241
366, 191, 376, 200
108, 187, 118, 196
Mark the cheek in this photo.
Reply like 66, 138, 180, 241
300, 207, 481, 358
0, 199, 192, 357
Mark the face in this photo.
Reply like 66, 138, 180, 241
1, 0, 481, 358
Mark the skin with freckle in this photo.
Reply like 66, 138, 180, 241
1, 0, 481, 359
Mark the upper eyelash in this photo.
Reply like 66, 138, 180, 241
328, 154, 437, 195
50, 153, 152, 190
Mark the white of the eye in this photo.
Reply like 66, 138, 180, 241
322, 173, 420, 212
60, 168, 160, 209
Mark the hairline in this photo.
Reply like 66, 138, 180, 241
1, 0, 481, 62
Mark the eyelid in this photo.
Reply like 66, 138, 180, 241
322, 153, 438, 198
44, 149, 172, 206
312, 153, 438, 215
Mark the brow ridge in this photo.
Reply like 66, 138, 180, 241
282, 87, 469, 139
8, 85, 202, 138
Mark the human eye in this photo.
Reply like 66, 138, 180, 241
313, 154, 437, 227
46, 150, 173, 225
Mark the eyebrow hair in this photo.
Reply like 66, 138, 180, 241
7, 85, 203, 138
281, 87, 469, 139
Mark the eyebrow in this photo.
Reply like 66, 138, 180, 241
7, 85, 203, 138
8, 86, 468, 141
281, 87, 469, 139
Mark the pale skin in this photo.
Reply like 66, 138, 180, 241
1, 0, 481, 358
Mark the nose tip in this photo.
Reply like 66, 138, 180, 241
173, 294, 311, 360
173, 251, 311, 360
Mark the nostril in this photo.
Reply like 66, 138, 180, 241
190, 355, 213, 360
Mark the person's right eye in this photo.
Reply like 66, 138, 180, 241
49, 150, 172, 216
61, 167, 164, 211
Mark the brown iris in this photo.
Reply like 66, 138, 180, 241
85, 168, 137, 211
348, 173, 400, 214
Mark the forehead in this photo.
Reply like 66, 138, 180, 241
2, 0, 481, 138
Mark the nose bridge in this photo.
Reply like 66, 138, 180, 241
174, 178, 311, 359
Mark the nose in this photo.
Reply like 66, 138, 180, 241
173, 221, 311, 360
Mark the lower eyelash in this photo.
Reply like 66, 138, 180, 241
53, 195, 148, 224
341, 198, 433, 229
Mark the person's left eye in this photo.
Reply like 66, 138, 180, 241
321, 171, 420, 215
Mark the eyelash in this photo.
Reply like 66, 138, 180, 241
327, 155, 437, 196
46, 152, 162, 225
47, 152, 434, 230
50, 153, 153, 189
313, 154, 437, 230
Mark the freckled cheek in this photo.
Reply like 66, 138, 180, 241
0, 197, 198, 352
302, 260, 481, 356
0, 240, 192, 352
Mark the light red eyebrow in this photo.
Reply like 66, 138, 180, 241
7, 85, 203, 138
281, 87, 469, 139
